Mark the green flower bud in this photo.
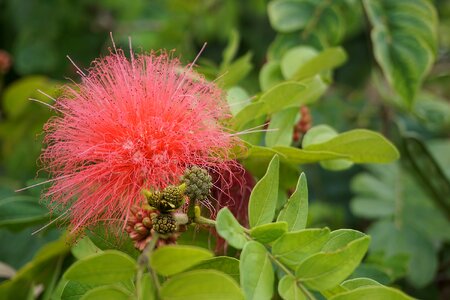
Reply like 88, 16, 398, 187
181, 166, 212, 201
144, 186, 185, 212
152, 213, 177, 234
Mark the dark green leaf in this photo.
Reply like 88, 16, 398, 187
364, 0, 437, 105
268, 0, 314, 32
0, 196, 49, 230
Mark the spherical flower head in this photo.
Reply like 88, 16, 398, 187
41, 47, 241, 232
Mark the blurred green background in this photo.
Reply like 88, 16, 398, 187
0, 0, 449, 299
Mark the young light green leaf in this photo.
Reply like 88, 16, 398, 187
272, 228, 330, 269
227, 86, 250, 116
240, 241, 274, 300
296, 236, 370, 291
234, 78, 326, 130
63, 250, 136, 285
139, 273, 156, 300
291, 47, 347, 81
363, 0, 437, 106
278, 275, 306, 300
259, 61, 284, 91
281, 46, 318, 79
322, 229, 366, 252
277, 173, 308, 231
266, 108, 298, 147
215, 207, 248, 249
250, 222, 288, 244
150, 245, 213, 276
3, 76, 55, 119
329, 286, 413, 300
71, 236, 102, 260
303, 129, 399, 163
189, 257, 240, 283
248, 155, 279, 227
81, 285, 133, 300
341, 278, 381, 290
218, 53, 253, 89
302, 125, 353, 171
160, 270, 244, 300
221, 29, 240, 68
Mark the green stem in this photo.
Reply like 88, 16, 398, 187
136, 233, 160, 299
267, 252, 317, 300
194, 215, 216, 226
187, 200, 196, 222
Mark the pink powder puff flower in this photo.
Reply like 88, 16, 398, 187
41, 46, 241, 232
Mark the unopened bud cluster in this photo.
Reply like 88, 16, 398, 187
128, 166, 213, 251
293, 105, 312, 142
125, 205, 179, 250
181, 166, 213, 201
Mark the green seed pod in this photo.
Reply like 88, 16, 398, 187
181, 166, 212, 201
152, 213, 177, 234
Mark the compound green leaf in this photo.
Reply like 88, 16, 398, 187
150, 245, 213, 276
240, 241, 274, 300
189, 257, 240, 283
160, 270, 244, 300
250, 222, 288, 244
281, 46, 318, 79
272, 228, 330, 269
296, 235, 370, 291
278, 275, 306, 300
266, 108, 298, 147
216, 207, 247, 249
81, 285, 133, 300
63, 251, 135, 286
302, 125, 353, 171
227, 86, 250, 116
277, 173, 308, 231
303, 129, 399, 163
341, 278, 381, 290
249, 155, 279, 227
291, 47, 347, 81
329, 286, 413, 300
